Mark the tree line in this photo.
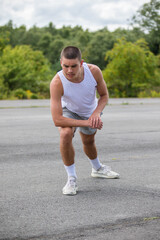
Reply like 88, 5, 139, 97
0, 0, 159, 99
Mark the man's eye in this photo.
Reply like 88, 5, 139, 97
63, 64, 77, 68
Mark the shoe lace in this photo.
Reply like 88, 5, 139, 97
101, 165, 111, 172
68, 178, 76, 187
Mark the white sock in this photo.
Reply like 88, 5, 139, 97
89, 157, 101, 170
64, 163, 77, 179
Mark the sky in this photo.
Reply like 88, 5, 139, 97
0, 0, 150, 31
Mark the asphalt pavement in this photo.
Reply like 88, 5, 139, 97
0, 99, 160, 240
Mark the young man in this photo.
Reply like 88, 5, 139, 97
50, 46, 119, 195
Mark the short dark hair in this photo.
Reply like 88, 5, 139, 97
60, 46, 81, 61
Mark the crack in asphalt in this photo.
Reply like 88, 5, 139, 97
2, 215, 160, 240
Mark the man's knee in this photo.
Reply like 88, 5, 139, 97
81, 133, 95, 146
60, 127, 74, 144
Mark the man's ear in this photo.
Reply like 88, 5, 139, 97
81, 59, 84, 66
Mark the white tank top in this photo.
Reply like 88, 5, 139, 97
58, 62, 98, 117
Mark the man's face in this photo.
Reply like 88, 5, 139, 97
60, 57, 83, 81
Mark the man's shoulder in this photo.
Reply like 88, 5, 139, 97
86, 63, 102, 81
50, 73, 62, 89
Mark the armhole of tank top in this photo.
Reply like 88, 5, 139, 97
84, 63, 97, 86
58, 71, 65, 96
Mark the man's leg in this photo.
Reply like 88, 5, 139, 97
79, 131, 97, 159
79, 131, 101, 170
59, 127, 78, 195
59, 127, 75, 166
79, 131, 120, 179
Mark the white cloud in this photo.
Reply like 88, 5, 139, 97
0, 0, 151, 31
92, 2, 130, 21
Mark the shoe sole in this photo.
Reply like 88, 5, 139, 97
91, 173, 120, 179
63, 187, 78, 196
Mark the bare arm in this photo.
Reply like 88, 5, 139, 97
88, 64, 109, 128
50, 74, 102, 129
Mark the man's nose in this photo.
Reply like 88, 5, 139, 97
68, 67, 72, 72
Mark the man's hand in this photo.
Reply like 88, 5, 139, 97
88, 113, 103, 130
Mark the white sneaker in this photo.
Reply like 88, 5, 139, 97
91, 165, 120, 179
62, 177, 78, 195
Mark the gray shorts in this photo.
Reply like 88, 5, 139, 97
62, 107, 97, 135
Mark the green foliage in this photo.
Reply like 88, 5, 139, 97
0, 45, 53, 98
103, 38, 159, 97
0, 31, 10, 53
30, 93, 39, 99
84, 30, 114, 69
14, 88, 27, 99
11, 89, 42, 99
0, 0, 160, 99
131, 0, 160, 54
1, 21, 145, 72
48, 37, 65, 65
113, 27, 146, 44
132, 0, 160, 32
138, 89, 160, 98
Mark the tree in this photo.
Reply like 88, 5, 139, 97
45, 22, 57, 35
103, 38, 159, 97
47, 37, 66, 70
0, 45, 53, 97
131, 0, 160, 54
132, 0, 160, 32
38, 32, 53, 55
22, 26, 42, 50
0, 31, 10, 53
84, 30, 114, 69
113, 28, 145, 43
